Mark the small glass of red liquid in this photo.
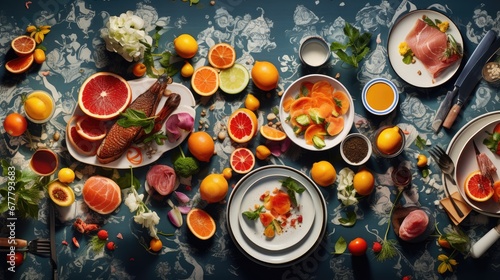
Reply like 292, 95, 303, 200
391, 163, 412, 189
30, 148, 58, 176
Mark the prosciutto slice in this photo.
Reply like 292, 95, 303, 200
405, 18, 460, 78
398, 209, 429, 241
146, 165, 177, 196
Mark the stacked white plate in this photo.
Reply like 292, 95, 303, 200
226, 166, 327, 267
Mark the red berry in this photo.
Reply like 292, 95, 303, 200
402, 276, 412, 280
297, 215, 303, 223
97, 229, 109, 240
106, 241, 116, 251
372, 241, 382, 253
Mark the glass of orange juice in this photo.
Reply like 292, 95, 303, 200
362, 78, 398, 115
24, 90, 55, 124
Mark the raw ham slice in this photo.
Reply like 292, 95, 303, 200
82, 176, 122, 215
398, 209, 429, 241
405, 18, 460, 78
146, 165, 177, 196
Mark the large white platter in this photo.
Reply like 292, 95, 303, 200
67, 77, 196, 169
387, 9, 463, 88
237, 174, 315, 252
279, 74, 354, 151
447, 111, 500, 217
226, 165, 327, 267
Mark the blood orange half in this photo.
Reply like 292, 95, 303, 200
11, 35, 36, 56
230, 147, 255, 174
78, 72, 132, 120
66, 116, 100, 156
208, 43, 236, 69
464, 171, 494, 202
191, 66, 219, 96
186, 208, 216, 240
75, 115, 107, 141
5, 54, 34, 74
227, 108, 257, 143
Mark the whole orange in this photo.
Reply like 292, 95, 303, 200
132, 62, 147, 77
187, 131, 215, 162
251, 61, 279, 91
174, 34, 198, 59
353, 169, 375, 196
199, 173, 228, 203
3, 113, 28, 137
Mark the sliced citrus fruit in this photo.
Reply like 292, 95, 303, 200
5, 53, 34, 74
464, 171, 494, 202
75, 115, 107, 141
208, 43, 236, 69
260, 125, 287, 141
230, 147, 255, 174
78, 72, 132, 120
493, 181, 500, 202
191, 66, 219, 96
218, 63, 250, 94
66, 116, 100, 156
11, 35, 36, 56
186, 208, 216, 240
227, 108, 258, 143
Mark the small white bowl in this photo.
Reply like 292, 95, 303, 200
340, 133, 372, 166
361, 78, 398, 115
299, 36, 331, 68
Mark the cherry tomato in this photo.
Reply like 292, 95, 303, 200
348, 237, 368, 256
132, 62, 147, 77
6, 252, 25, 266
3, 113, 28, 137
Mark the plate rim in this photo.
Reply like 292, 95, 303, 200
226, 165, 327, 267
279, 74, 354, 151
447, 110, 500, 217
66, 79, 196, 169
387, 9, 463, 88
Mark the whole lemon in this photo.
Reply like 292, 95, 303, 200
188, 131, 215, 162
34, 49, 46, 64
174, 34, 198, 59
199, 173, 228, 203
244, 93, 260, 111
181, 61, 194, 77
353, 169, 374, 196
251, 61, 279, 91
310, 160, 336, 187
24, 96, 47, 120
58, 167, 76, 184
376, 126, 402, 155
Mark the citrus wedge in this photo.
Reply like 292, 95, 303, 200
219, 63, 249, 94
260, 125, 287, 141
5, 53, 34, 74
187, 208, 216, 240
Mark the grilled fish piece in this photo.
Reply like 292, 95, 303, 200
96, 75, 178, 164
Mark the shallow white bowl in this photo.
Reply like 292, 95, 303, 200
279, 74, 354, 151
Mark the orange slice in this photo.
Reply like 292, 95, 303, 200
464, 171, 494, 202
191, 66, 219, 96
230, 147, 255, 174
5, 54, 34, 74
186, 208, 216, 240
11, 35, 36, 56
260, 125, 286, 141
208, 43, 236, 69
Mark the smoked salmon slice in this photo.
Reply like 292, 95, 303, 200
82, 176, 122, 215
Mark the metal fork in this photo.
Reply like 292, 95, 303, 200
429, 145, 465, 218
0, 238, 51, 257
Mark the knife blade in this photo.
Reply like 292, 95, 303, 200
49, 201, 58, 280
432, 30, 498, 132
442, 32, 500, 129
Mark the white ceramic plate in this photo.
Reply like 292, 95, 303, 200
226, 166, 327, 267
447, 111, 500, 217
279, 74, 354, 151
387, 9, 463, 88
237, 174, 315, 251
67, 77, 196, 169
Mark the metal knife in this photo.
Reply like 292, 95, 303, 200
49, 201, 58, 280
442, 33, 500, 129
432, 30, 498, 132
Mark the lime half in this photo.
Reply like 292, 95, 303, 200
218, 63, 250, 94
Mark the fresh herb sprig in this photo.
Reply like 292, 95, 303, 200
375, 189, 403, 261
89, 235, 106, 252
117, 108, 156, 134
279, 177, 306, 206
141, 26, 178, 78
242, 205, 265, 220
330, 22, 371, 68
143, 131, 169, 145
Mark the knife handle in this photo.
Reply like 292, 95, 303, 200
470, 225, 500, 258
0, 238, 28, 248
443, 103, 463, 129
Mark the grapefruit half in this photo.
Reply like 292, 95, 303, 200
227, 108, 257, 143
78, 72, 132, 120
230, 147, 255, 174
464, 171, 494, 202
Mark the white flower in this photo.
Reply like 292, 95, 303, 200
337, 167, 359, 206
124, 191, 144, 212
134, 211, 160, 239
100, 11, 153, 62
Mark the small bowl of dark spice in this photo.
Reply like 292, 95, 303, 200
340, 133, 372, 166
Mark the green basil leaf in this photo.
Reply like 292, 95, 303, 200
333, 236, 347, 254
330, 41, 346, 51
339, 211, 357, 227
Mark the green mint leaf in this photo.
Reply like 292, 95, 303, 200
242, 205, 264, 220
115, 171, 140, 190
415, 135, 427, 150
339, 211, 357, 227
333, 236, 347, 254
402, 51, 414, 64
422, 16, 438, 28
330, 41, 347, 51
